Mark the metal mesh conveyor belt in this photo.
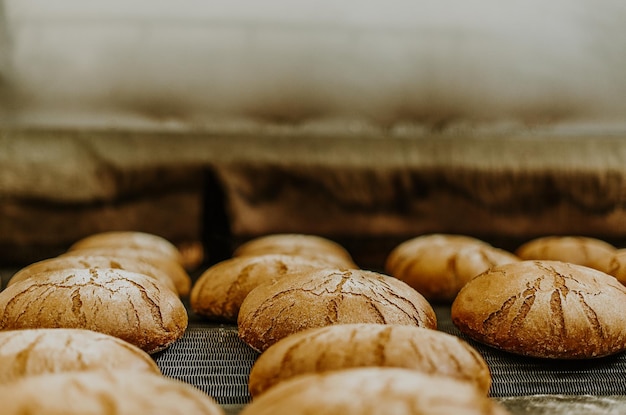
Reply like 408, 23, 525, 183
156, 305, 626, 410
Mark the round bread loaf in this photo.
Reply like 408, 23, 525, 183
385, 234, 520, 302
233, 234, 357, 268
593, 249, 626, 286
8, 255, 178, 294
61, 247, 192, 296
68, 231, 184, 265
515, 236, 615, 269
451, 260, 626, 359
241, 368, 509, 415
0, 268, 188, 354
0, 370, 224, 415
248, 323, 491, 397
191, 254, 339, 322
238, 268, 436, 352
0, 328, 159, 384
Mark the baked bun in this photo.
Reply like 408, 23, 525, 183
248, 323, 491, 397
0, 268, 188, 353
191, 254, 338, 322
233, 234, 357, 268
594, 250, 626, 286
0, 328, 159, 384
238, 268, 436, 352
61, 247, 192, 296
452, 260, 626, 359
515, 236, 615, 269
68, 231, 184, 265
385, 234, 520, 302
0, 370, 224, 415
8, 255, 178, 294
241, 368, 509, 415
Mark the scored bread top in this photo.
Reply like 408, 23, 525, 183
190, 254, 343, 322
0, 370, 224, 415
452, 260, 626, 359
248, 323, 491, 397
238, 268, 436, 352
0, 268, 188, 354
8, 255, 178, 294
0, 328, 160, 384
386, 234, 519, 302
240, 367, 508, 415
515, 236, 616, 269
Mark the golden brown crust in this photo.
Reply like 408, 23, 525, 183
248, 323, 491, 397
61, 248, 192, 296
0, 268, 188, 354
233, 234, 357, 268
190, 254, 340, 322
238, 268, 436, 352
451, 260, 626, 359
8, 255, 178, 294
241, 368, 508, 415
386, 234, 519, 302
0, 370, 224, 415
0, 328, 160, 384
515, 236, 616, 268
594, 250, 626, 286
68, 231, 184, 265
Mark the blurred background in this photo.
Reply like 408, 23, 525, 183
2, 0, 626, 269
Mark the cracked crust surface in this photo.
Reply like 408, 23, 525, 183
238, 269, 436, 352
515, 236, 616, 269
0, 328, 160, 384
241, 368, 508, 415
248, 323, 491, 397
0, 268, 188, 354
233, 234, 357, 268
190, 254, 342, 322
385, 234, 520, 302
451, 260, 626, 358
0, 370, 224, 415
8, 255, 178, 294
61, 248, 192, 296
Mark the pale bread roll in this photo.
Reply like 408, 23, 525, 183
191, 254, 339, 322
385, 234, 520, 302
238, 268, 436, 352
0, 268, 188, 353
68, 231, 184, 265
594, 249, 626, 286
515, 236, 616, 269
8, 255, 178, 294
0, 328, 159, 384
452, 260, 626, 359
61, 247, 192, 296
0, 370, 224, 415
248, 323, 491, 397
233, 234, 357, 268
241, 368, 509, 415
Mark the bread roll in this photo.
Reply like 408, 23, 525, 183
452, 260, 626, 359
0, 268, 188, 353
593, 249, 626, 286
61, 247, 192, 296
8, 255, 178, 294
385, 234, 520, 302
248, 323, 491, 397
191, 254, 339, 322
515, 236, 615, 269
234, 234, 357, 268
0, 370, 224, 415
241, 368, 509, 415
238, 268, 436, 352
68, 231, 184, 265
0, 328, 159, 384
